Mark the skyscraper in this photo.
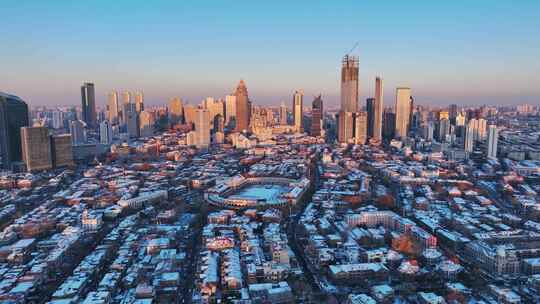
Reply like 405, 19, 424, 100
0, 92, 29, 170
134, 91, 144, 113
81, 82, 96, 128
464, 123, 475, 153
100, 120, 113, 144
338, 111, 354, 143
169, 97, 184, 125
382, 108, 396, 140
183, 104, 197, 126
195, 107, 211, 148
395, 87, 412, 139
126, 109, 139, 138
373, 77, 384, 141
225, 95, 236, 125
292, 90, 303, 133
108, 91, 119, 124
234, 80, 250, 132
122, 91, 131, 104
340, 55, 359, 113
311, 95, 323, 137
279, 102, 288, 125
139, 110, 155, 138
487, 125, 498, 159
354, 111, 368, 145
21, 126, 53, 172
69, 120, 87, 145
366, 98, 375, 138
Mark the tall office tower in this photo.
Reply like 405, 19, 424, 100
477, 118, 487, 140
225, 95, 236, 124
464, 124, 475, 153
235, 80, 250, 132
100, 120, 113, 144
204, 97, 225, 123
279, 102, 288, 125
0, 92, 29, 170
449, 104, 458, 122
126, 109, 139, 138
354, 111, 368, 145
292, 90, 304, 133
487, 125, 498, 159
195, 107, 211, 148
52, 111, 64, 129
81, 82, 96, 128
455, 112, 466, 126
438, 118, 451, 142
134, 91, 144, 113
51, 134, 73, 168
183, 104, 197, 126
311, 95, 323, 137
338, 111, 354, 143
373, 76, 383, 141
340, 55, 359, 113
139, 110, 155, 138
21, 126, 53, 172
382, 108, 396, 140
107, 91, 119, 124
168, 97, 184, 125
69, 120, 87, 145
394, 87, 412, 139
422, 122, 434, 141
122, 91, 131, 104
438, 110, 449, 120
366, 98, 375, 138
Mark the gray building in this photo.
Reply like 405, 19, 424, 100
0, 92, 29, 170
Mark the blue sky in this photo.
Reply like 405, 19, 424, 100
1, 0, 539, 108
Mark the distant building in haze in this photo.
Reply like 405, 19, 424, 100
311, 95, 323, 137
81, 82, 96, 128
100, 120, 113, 144
373, 77, 384, 141
279, 103, 288, 125
0, 92, 29, 170
354, 111, 368, 145
139, 110, 155, 138
168, 97, 184, 125
225, 95, 236, 125
465, 123, 475, 153
395, 87, 412, 139
69, 120, 87, 145
292, 90, 303, 133
108, 91, 119, 124
195, 107, 211, 148
134, 91, 144, 113
366, 98, 375, 138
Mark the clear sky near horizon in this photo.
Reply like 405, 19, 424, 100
1, 0, 539, 108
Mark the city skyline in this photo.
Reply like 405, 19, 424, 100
1, 1, 539, 107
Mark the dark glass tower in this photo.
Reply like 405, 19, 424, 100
0, 92, 29, 170
311, 95, 323, 137
81, 82, 96, 128
366, 98, 375, 138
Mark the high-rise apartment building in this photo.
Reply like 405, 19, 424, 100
134, 91, 144, 113
311, 95, 323, 137
292, 90, 303, 133
0, 92, 29, 170
81, 82, 96, 128
139, 110, 155, 138
69, 120, 87, 145
487, 125, 498, 159
464, 123, 475, 153
195, 107, 211, 148
225, 95, 236, 125
395, 87, 412, 139
382, 108, 396, 140
373, 77, 383, 141
168, 97, 184, 125
279, 103, 288, 125
184, 104, 197, 126
126, 109, 139, 138
235, 80, 250, 132
100, 120, 113, 144
51, 134, 73, 168
366, 98, 375, 138
340, 55, 359, 113
108, 91, 119, 124
21, 126, 53, 172
338, 111, 354, 143
354, 111, 368, 145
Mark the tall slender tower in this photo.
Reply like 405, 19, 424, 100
366, 98, 375, 138
373, 77, 383, 141
340, 55, 359, 113
195, 107, 211, 148
108, 91, 119, 124
311, 95, 323, 137
168, 97, 184, 125
134, 91, 144, 113
279, 102, 288, 125
0, 92, 29, 170
81, 82, 96, 128
292, 90, 304, 133
234, 80, 250, 132
395, 87, 412, 139
487, 125, 498, 159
